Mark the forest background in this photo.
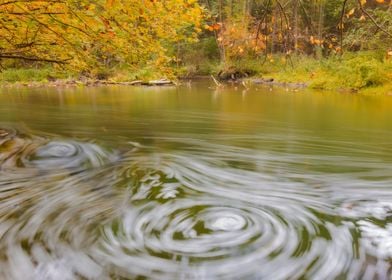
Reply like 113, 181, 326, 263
0, 0, 391, 92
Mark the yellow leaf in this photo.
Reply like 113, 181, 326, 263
337, 23, 344, 30
346, 8, 355, 18
314, 39, 322, 45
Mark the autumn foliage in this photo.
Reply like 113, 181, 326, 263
0, 0, 203, 73
0, 0, 391, 79
201, 0, 392, 65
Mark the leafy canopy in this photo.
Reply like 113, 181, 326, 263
0, 0, 203, 73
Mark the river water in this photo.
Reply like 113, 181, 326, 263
0, 82, 391, 279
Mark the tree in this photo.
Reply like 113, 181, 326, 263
201, 0, 392, 65
0, 0, 203, 74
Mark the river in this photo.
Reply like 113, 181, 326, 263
0, 82, 391, 279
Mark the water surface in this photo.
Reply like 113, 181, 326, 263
0, 82, 391, 279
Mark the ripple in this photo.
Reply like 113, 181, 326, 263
24, 140, 117, 170
0, 128, 125, 279
95, 195, 358, 279
0, 165, 126, 280
339, 200, 392, 220
336, 199, 392, 277
0, 128, 391, 279
0, 127, 118, 172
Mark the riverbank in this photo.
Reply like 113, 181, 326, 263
207, 52, 392, 95
0, 67, 176, 88
1, 52, 391, 95
0, 78, 176, 89
264, 53, 392, 95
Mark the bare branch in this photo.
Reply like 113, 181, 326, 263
357, 0, 392, 38
339, 0, 349, 52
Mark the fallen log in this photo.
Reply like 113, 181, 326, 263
142, 79, 175, 86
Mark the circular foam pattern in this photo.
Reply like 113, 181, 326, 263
23, 140, 118, 170
95, 196, 357, 279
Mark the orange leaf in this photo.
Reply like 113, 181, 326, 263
106, 0, 115, 8
211, 23, 221, 30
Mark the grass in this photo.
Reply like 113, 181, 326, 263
277, 52, 391, 90
0, 67, 74, 83
218, 51, 392, 93
0, 65, 169, 85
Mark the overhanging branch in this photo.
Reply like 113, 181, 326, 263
0, 54, 72, 64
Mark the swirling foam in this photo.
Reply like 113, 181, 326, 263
0, 128, 118, 173
24, 140, 117, 170
95, 193, 360, 279
0, 130, 391, 279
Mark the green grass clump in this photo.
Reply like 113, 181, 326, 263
252, 52, 392, 92
310, 52, 389, 90
0, 67, 73, 83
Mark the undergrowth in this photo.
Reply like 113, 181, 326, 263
220, 51, 392, 93
1, 51, 391, 94
0, 67, 73, 83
